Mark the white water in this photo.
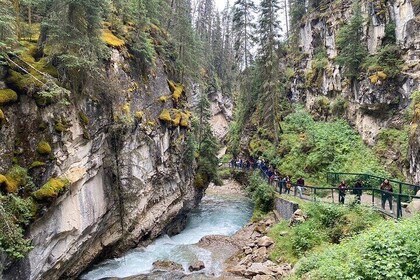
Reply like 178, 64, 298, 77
81, 194, 253, 280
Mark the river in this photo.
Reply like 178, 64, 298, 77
81, 191, 253, 279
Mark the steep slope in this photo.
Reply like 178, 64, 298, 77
0, 44, 202, 279
290, 0, 419, 179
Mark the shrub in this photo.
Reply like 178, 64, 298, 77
295, 215, 420, 279
36, 140, 52, 155
248, 172, 275, 213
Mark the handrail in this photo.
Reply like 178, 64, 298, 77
254, 167, 420, 219
326, 172, 420, 196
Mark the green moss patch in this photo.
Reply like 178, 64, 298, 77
36, 141, 52, 155
135, 111, 144, 121
159, 109, 172, 122
32, 178, 70, 200
79, 111, 89, 126
167, 80, 184, 102
0, 166, 29, 193
101, 29, 125, 47
0, 89, 18, 105
29, 161, 46, 169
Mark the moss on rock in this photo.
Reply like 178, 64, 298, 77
0, 166, 28, 193
0, 89, 18, 105
135, 111, 144, 120
102, 29, 125, 47
32, 178, 70, 200
167, 80, 184, 102
36, 141, 52, 155
54, 121, 66, 133
79, 111, 89, 126
29, 161, 46, 169
159, 109, 172, 122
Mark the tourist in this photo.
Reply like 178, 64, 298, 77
296, 177, 305, 199
380, 179, 393, 214
338, 181, 347, 204
285, 176, 292, 194
353, 179, 363, 204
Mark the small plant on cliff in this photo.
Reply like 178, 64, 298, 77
0, 194, 36, 259
248, 172, 275, 213
336, 1, 367, 79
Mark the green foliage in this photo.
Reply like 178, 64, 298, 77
269, 202, 382, 265
383, 21, 396, 45
363, 44, 403, 78
29, 161, 46, 169
0, 194, 36, 259
295, 215, 420, 279
373, 128, 409, 179
336, 1, 367, 79
290, 0, 306, 27
0, 1, 17, 55
276, 108, 388, 185
329, 97, 348, 117
312, 49, 328, 70
248, 172, 275, 213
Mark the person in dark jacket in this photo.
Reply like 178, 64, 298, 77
338, 181, 348, 204
380, 179, 393, 214
296, 177, 305, 199
353, 179, 363, 204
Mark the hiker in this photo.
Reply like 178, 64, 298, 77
285, 176, 292, 194
338, 181, 347, 204
353, 179, 363, 204
296, 177, 305, 199
380, 179, 393, 214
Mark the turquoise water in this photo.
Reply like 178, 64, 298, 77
81, 194, 253, 279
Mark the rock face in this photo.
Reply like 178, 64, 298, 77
0, 50, 202, 279
291, 0, 419, 181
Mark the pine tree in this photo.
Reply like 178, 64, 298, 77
336, 1, 367, 80
0, 0, 17, 58
129, 0, 156, 71
42, 0, 107, 92
232, 0, 256, 69
289, 0, 305, 28
258, 0, 282, 142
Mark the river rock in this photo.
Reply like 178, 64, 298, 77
254, 246, 268, 260
255, 223, 267, 234
188, 260, 205, 272
289, 209, 307, 226
253, 275, 276, 280
228, 264, 248, 276
256, 236, 274, 247
244, 246, 253, 255
245, 263, 274, 276
152, 260, 183, 272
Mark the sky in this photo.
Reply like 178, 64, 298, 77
214, 0, 262, 11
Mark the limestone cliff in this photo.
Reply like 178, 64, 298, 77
0, 47, 202, 279
290, 0, 419, 181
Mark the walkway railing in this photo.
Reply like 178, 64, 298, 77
326, 172, 420, 196
257, 169, 420, 219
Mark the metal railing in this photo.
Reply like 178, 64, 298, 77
326, 172, 420, 197
257, 169, 420, 219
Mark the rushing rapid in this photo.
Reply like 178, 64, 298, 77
81, 194, 253, 279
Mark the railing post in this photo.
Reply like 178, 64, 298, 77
372, 189, 375, 206
314, 188, 317, 202
331, 189, 334, 203
397, 194, 402, 218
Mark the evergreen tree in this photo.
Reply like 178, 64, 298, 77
289, 0, 305, 28
0, 0, 17, 58
336, 1, 366, 80
258, 0, 282, 142
232, 0, 256, 69
42, 0, 107, 92
129, 0, 156, 71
